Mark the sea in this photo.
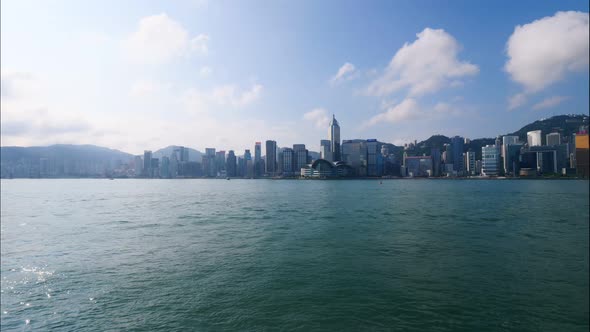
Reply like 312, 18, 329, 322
1, 179, 588, 331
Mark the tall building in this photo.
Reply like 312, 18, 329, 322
466, 151, 476, 175
431, 148, 441, 177
216, 151, 226, 174
160, 156, 170, 178
254, 142, 262, 177
546, 132, 561, 146
342, 140, 368, 177
143, 150, 152, 177
329, 115, 341, 161
134, 156, 143, 177
481, 145, 500, 176
265, 140, 277, 176
237, 157, 245, 177
293, 144, 308, 173
502, 135, 519, 173
575, 133, 589, 177
281, 148, 294, 176
169, 151, 178, 178
177, 146, 189, 162
405, 156, 433, 177
527, 130, 542, 147
451, 136, 464, 173
320, 140, 332, 161
202, 148, 216, 177
366, 139, 381, 176
504, 143, 524, 176
226, 150, 237, 177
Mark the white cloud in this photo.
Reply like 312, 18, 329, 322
129, 79, 171, 98
183, 83, 263, 113
366, 28, 478, 97
532, 95, 570, 110
303, 108, 331, 128
365, 98, 421, 127
123, 13, 209, 64
330, 62, 357, 85
508, 93, 528, 111
505, 11, 589, 92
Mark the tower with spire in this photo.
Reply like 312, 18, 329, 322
329, 114, 341, 162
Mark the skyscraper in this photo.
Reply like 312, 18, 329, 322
202, 148, 216, 177
226, 150, 237, 177
254, 142, 262, 177
265, 140, 277, 176
451, 136, 464, 173
281, 147, 294, 176
482, 145, 500, 176
293, 144, 308, 173
134, 155, 143, 177
466, 150, 476, 175
527, 130, 542, 147
320, 139, 332, 161
143, 150, 152, 177
329, 115, 341, 162
502, 135, 519, 173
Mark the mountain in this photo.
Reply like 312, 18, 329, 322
506, 114, 588, 144
152, 146, 203, 162
1, 144, 133, 162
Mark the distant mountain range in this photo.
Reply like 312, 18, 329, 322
1, 114, 587, 166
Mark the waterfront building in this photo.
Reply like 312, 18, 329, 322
527, 130, 542, 147
265, 140, 277, 176
405, 156, 432, 177
320, 140, 332, 162
160, 156, 170, 178
177, 146, 189, 162
293, 144, 308, 174
529, 145, 568, 174
504, 143, 524, 176
254, 142, 262, 177
366, 139, 382, 176
169, 151, 178, 178
151, 158, 159, 178
546, 132, 561, 146
502, 135, 520, 173
143, 150, 152, 177
226, 150, 237, 177
575, 133, 589, 177
342, 140, 367, 177
216, 151, 226, 175
237, 157, 245, 177
481, 145, 500, 177
466, 151, 476, 175
329, 115, 341, 161
280, 147, 294, 176
134, 156, 143, 177
431, 148, 441, 177
202, 148, 216, 177
451, 136, 464, 173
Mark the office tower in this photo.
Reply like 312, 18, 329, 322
342, 140, 368, 177
366, 139, 381, 176
160, 156, 170, 178
481, 145, 500, 176
504, 143, 523, 176
451, 136, 464, 173
216, 151, 226, 174
226, 150, 237, 177
575, 133, 589, 177
143, 150, 152, 177
495, 136, 502, 148
466, 150, 476, 175
237, 157, 245, 177
254, 142, 262, 177
329, 115, 341, 161
404, 156, 433, 177
265, 140, 277, 176
177, 146, 189, 162
527, 130, 542, 147
202, 148, 216, 177
320, 140, 332, 162
169, 151, 178, 178
134, 156, 143, 177
151, 158, 159, 177
293, 144, 308, 173
281, 148, 294, 176
443, 143, 453, 165
501, 135, 519, 173
546, 132, 561, 146
431, 148, 441, 177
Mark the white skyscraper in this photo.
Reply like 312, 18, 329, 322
329, 115, 341, 162
546, 132, 561, 146
527, 130, 542, 147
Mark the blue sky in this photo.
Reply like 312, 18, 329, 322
1, 0, 588, 154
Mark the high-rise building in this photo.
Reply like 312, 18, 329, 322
504, 143, 524, 176
329, 115, 341, 161
169, 151, 178, 178
254, 142, 262, 177
366, 139, 381, 176
405, 156, 433, 177
481, 145, 500, 176
466, 150, 476, 175
177, 146, 189, 162
546, 132, 561, 146
281, 148, 294, 176
143, 150, 152, 177
451, 136, 464, 173
226, 150, 237, 177
431, 148, 441, 177
265, 140, 277, 176
293, 144, 308, 173
134, 156, 143, 177
202, 148, 216, 177
320, 139, 332, 161
160, 156, 170, 178
502, 135, 519, 173
527, 130, 542, 147
237, 157, 245, 177
216, 151, 226, 174
342, 140, 367, 177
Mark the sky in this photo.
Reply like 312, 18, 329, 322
1, 0, 589, 154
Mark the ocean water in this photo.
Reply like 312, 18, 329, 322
1, 179, 588, 331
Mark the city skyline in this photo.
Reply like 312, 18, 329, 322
1, 1, 589, 155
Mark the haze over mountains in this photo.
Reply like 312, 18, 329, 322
1, 114, 588, 168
